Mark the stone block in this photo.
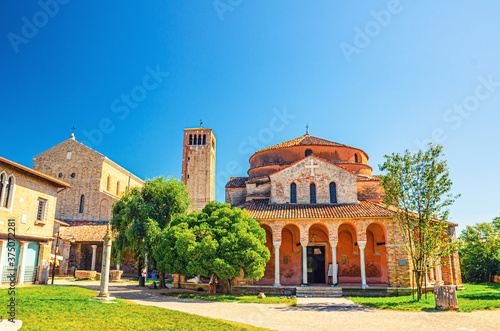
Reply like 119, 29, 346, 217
434, 285, 458, 310
110, 270, 123, 281
75, 270, 96, 280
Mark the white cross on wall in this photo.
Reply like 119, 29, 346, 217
305, 158, 319, 176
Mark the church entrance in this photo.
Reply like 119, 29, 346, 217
307, 245, 326, 284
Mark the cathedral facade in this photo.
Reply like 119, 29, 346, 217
225, 133, 462, 288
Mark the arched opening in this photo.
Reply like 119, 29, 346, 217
307, 223, 329, 284
79, 195, 85, 214
116, 181, 120, 195
203, 134, 206, 145
254, 224, 275, 285
193, 135, 197, 145
354, 153, 359, 163
337, 222, 360, 285
198, 135, 202, 145
280, 224, 301, 285
305, 149, 312, 156
3, 176, 14, 209
189, 134, 193, 145
310, 183, 316, 204
106, 176, 111, 191
290, 183, 297, 203
365, 223, 388, 285
329, 182, 337, 203
0, 173, 4, 204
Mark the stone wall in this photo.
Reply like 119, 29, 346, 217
225, 187, 246, 206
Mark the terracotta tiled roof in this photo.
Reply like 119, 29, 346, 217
256, 135, 347, 153
225, 177, 249, 188
59, 220, 109, 242
0, 156, 70, 188
235, 199, 393, 220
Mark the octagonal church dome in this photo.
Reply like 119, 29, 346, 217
248, 134, 372, 179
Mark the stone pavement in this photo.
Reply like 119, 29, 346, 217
57, 280, 500, 331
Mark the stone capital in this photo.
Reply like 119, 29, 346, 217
357, 241, 367, 249
300, 242, 308, 249
330, 241, 338, 248
273, 242, 281, 249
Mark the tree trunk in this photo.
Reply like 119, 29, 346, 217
225, 279, 232, 294
434, 285, 458, 310
159, 272, 165, 289
415, 270, 423, 301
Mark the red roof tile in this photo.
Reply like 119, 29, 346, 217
59, 220, 109, 242
225, 177, 249, 188
256, 135, 347, 153
235, 199, 393, 220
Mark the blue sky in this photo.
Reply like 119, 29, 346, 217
1, 1, 499, 233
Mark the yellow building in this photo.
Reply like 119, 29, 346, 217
0, 156, 70, 285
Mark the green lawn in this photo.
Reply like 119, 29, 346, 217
0, 286, 268, 330
349, 283, 500, 312
162, 292, 296, 306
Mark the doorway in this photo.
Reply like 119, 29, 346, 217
307, 245, 326, 284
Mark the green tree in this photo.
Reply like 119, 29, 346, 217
153, 201, 270, 293
459, 217, 500, 283
111, 176, 191, 287
379, 144, 460, 301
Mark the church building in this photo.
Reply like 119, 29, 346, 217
225, 131, 462, 288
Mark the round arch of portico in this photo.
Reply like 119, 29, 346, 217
336, 221, 359, 243
308, 222, 329, 244
259, 223, 273, 243
358, 219, 390, 242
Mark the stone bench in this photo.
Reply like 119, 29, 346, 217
75, 270, 97, 280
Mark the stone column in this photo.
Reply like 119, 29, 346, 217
0, 240, 6, 283
330, 241, 338, 286
429, 258, 435, 282
273, 242, 281, 287
17, 242, 29, 286
358, 241, 368, 289
91, 245, 97, 271
301, 243, 308, 285
93, 224, 115, 301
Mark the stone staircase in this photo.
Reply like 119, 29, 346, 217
295, 286, 342, 298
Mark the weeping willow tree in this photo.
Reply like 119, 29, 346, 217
379, 144, 460, 301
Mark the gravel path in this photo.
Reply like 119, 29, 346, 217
57, 280, 500, 331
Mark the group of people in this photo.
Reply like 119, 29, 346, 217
209, 274, 220, 294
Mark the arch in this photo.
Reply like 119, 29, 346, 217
290, 182, 297, 203
365, 222, 388, 284
255, 224, 275, 285
0, 172, 5, 205
3, 175, 15, 209
79, 195, 85, 214
354, 153, 359, 163
305, 149, 312, 156
106, 176, 111, 191
337, 222, 361, 284
329, 182, 337, 203
203, 134, 206, 145
193, 135, 197, 145
189, 134, 193, 145
280, 224, 302, 285
116, 181, 120, 195
198, 135, 202, 145
308, 223, 329, 243
310, 183, 316, 204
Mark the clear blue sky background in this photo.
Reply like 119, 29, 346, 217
1, 1, 499, 233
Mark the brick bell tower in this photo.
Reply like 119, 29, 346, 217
181, 127, 216, 211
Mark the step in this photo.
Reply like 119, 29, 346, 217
295, 287, 343, 298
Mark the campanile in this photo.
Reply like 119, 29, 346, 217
181, 127, 216, 211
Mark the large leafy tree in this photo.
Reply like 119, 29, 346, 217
379, 144, 460, 301
153, 201, 270, 293
111, 176, 191, 287
458, 217, 500, 283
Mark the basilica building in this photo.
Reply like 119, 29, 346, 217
225, 132, 462, 288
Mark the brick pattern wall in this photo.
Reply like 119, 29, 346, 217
226, 187, 246, 205
269, 156, 358, 204
181, 129, 216, 211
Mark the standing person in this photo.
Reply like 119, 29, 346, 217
209, 274, 215, 294
213, 274, 220, 294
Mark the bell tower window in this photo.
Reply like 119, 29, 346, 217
305, 149, 312, 157
310, 183, 316, 204
330, 182, 337, 203
290, 183, 297, 203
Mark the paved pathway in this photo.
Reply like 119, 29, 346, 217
57, 280, 500, 331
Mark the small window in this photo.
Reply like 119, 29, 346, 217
116, 181, 120, 195
3, 176, 13, 208
0, 174, 4, 203
290, 183, 297, 203
58, 173, 63, 178
330, 182, 337, 204
203, 134, 206, 145
66, 152, 72, 160
193, 135, 197, 145
354, 154, 359, 163
71, 173, 76, 178
305, 149, 312, 156
189, 134, 193, 145
283, 255, 289, 265
198, 135, 202, 145
310, 183, 316, 204
36, 198, 48, 222
107, 176, 111, 191
79, 195, 85, 214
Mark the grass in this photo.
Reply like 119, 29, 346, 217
349, 283, 500, 312
162, 292, 296, 306
0, 286, 268, 330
